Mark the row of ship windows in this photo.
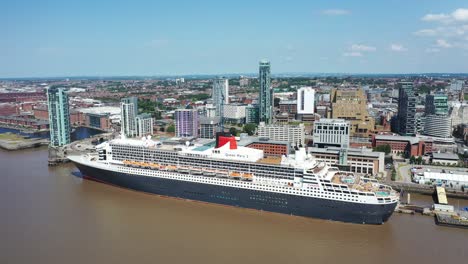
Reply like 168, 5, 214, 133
118, 167, 365, 203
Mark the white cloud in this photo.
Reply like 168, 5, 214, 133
322, 9, 350, 16
414, 28, 438, 36
343, 52, 362, 57
452, 8, 468, 22
421, 13, 451, 23
350, 44, 376, 51
435, 39, 452, 48
420, 8, 468, 24
390, 44, 408, 52
425, 48, 440, 53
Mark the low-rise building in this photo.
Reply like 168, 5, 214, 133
308, 146, 385, 175
0, 103, 18, 116
372, 134, 433, 156
0, 115, 49, 130
432, 153, 460, 166
414, 171, 468, 190
257, 122, 305, 147
240, 138, 290, 157
86, 113, 111, 130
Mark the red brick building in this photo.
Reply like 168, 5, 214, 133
0, 92, 46, 103
279, 100, 297, 119
33, 105, 49, 120
244, 140, 290, 157
0, 115, 49, 130
0, 103, 18, 116
372, 134, 432, 157
70, 111, 86, 126
85, 113, 111, 131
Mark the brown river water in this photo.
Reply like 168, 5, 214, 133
1, 148, 467, 264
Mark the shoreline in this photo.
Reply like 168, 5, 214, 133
0, 138, 49, 151
0, 123, 49, 134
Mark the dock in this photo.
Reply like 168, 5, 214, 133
435, 213, 468, 229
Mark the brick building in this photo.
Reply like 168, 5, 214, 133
279, 100, 297, 119
0, 92, 46, 103
239, 137, 290, 156
0, 103, 18, 116
33, 105, 49, 120
372, 134, 432, 157
85, 113, 111, 130
0, 115, 49, 130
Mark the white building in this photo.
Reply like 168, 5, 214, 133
313, 119, 350, 148
212, 78, 229, 117
450, 102, 468, 129
223, 103, 246, 123
204, 104, 217, 118
423, 115, 452, 138
414, 171, 468, 190
257, 122, 305, 147
450, 80, 464, 91
297, 87, 315, 115
308, 147, 385, 175
136, 114, 153, 137
120, 98, 138, 137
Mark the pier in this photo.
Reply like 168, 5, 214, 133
387, 181, 468, 199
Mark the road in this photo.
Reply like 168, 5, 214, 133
395, 162, 412, 183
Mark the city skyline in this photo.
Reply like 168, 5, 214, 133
3, 1, 468, 78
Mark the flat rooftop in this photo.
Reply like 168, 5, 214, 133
374, 135, 420, 145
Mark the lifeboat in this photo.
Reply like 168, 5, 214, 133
149, 163, 159, 170
216, 170, 228, 178
178, 166, 190, 173
122, 160, 131, 166
166, 165, 177, 171
191, 167, 203, 175
242, 173, 253, 181
229, 171, 242, 179
203, 169, 216, 177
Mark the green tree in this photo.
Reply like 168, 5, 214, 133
229, 127, 239, 136
243, 123, 257, 136
416, 156, 423, 165
410, 155, 416, 164
373, 144, 391, 155
167, 124, 175, 133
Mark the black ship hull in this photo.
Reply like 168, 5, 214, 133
73, 162, 397, 225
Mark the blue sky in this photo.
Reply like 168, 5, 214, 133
2, 0, 468, 77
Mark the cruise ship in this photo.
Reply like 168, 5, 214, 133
69, 134, 399, 224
